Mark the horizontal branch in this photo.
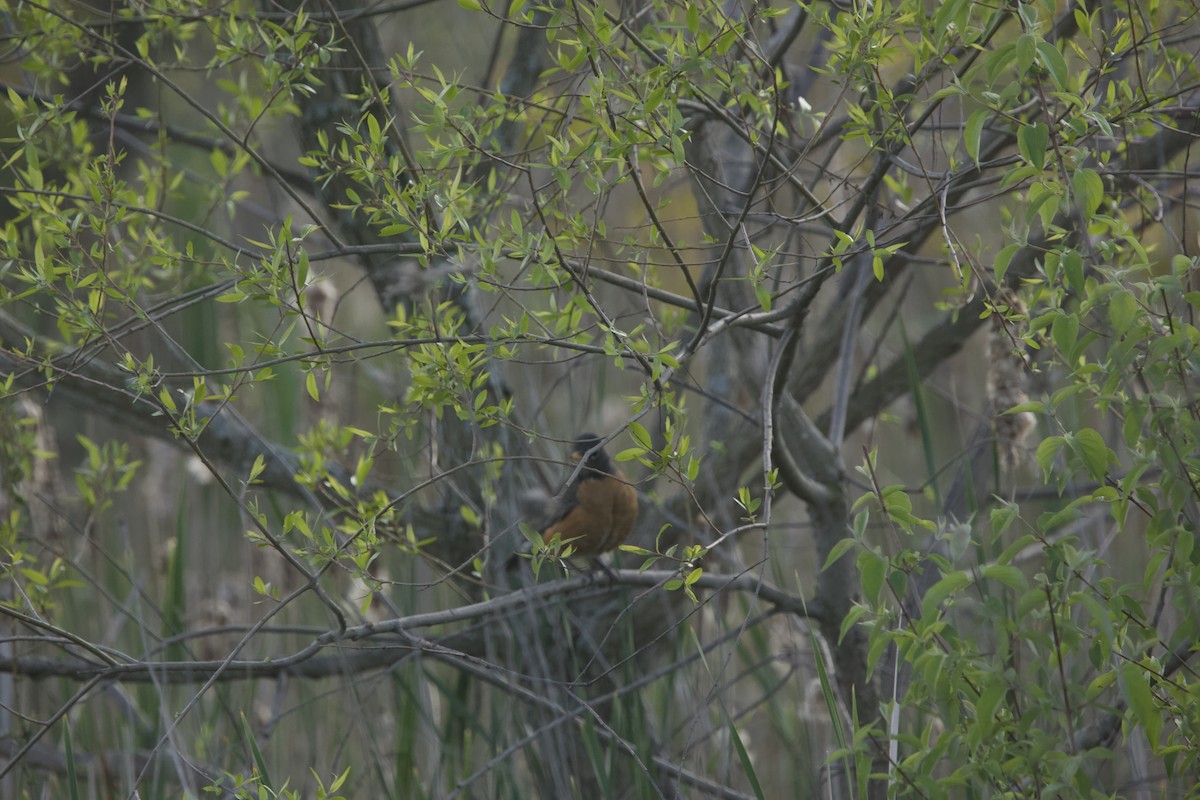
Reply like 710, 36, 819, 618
3, 568, 823, 684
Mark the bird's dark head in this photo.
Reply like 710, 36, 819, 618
570, 433, 614, 477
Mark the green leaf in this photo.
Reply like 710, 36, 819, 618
1072, 167, 1104, 217
838, 604, 869, 645
981, 564, 1026, 590
1051, 312, 1079, 358
754, 280, 772, 311
824, 537, 857, 570
518, 521, 543, 548
964, 108, 988, 164
1121, 662, 1162, 749
1074, 427, 1110, 480
1018, 123, 1049, 170
628, 422, 652, 449
210, 147, 228, 177
972, 680, 1007, 744
1003, 399, 1044, 415
1039, 503, 1083, 531
995, 534, 1037, 565
857, 549, 886, 604
1108, 290, 1138, 333
990, 503, 1018, 537
866, 631, 891, 679
1061, 248, 1084, 294
1036, 39, 1069, 90
1035, 435, 1065, 482
993, 243, 1021, 284
1016, 33, 1036, 75
457, 0, 482, 8
248, 454, 266, 484
921, 570, 971, 620
933, 0, 969, 43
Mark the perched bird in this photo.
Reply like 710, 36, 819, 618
541, 433, 638, 557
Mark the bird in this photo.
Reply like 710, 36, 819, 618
540, 433, 638, 557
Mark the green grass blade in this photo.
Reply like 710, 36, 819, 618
64, 722, 80, 800
241, 711, 274, 790
900, 321, 941, 508
726, 715, 765, 800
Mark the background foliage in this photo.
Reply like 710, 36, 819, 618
1, 0, 1199, 797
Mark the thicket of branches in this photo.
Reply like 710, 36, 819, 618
2, 0, 1199, 797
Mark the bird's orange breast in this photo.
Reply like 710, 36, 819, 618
543, 474, 638, 555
